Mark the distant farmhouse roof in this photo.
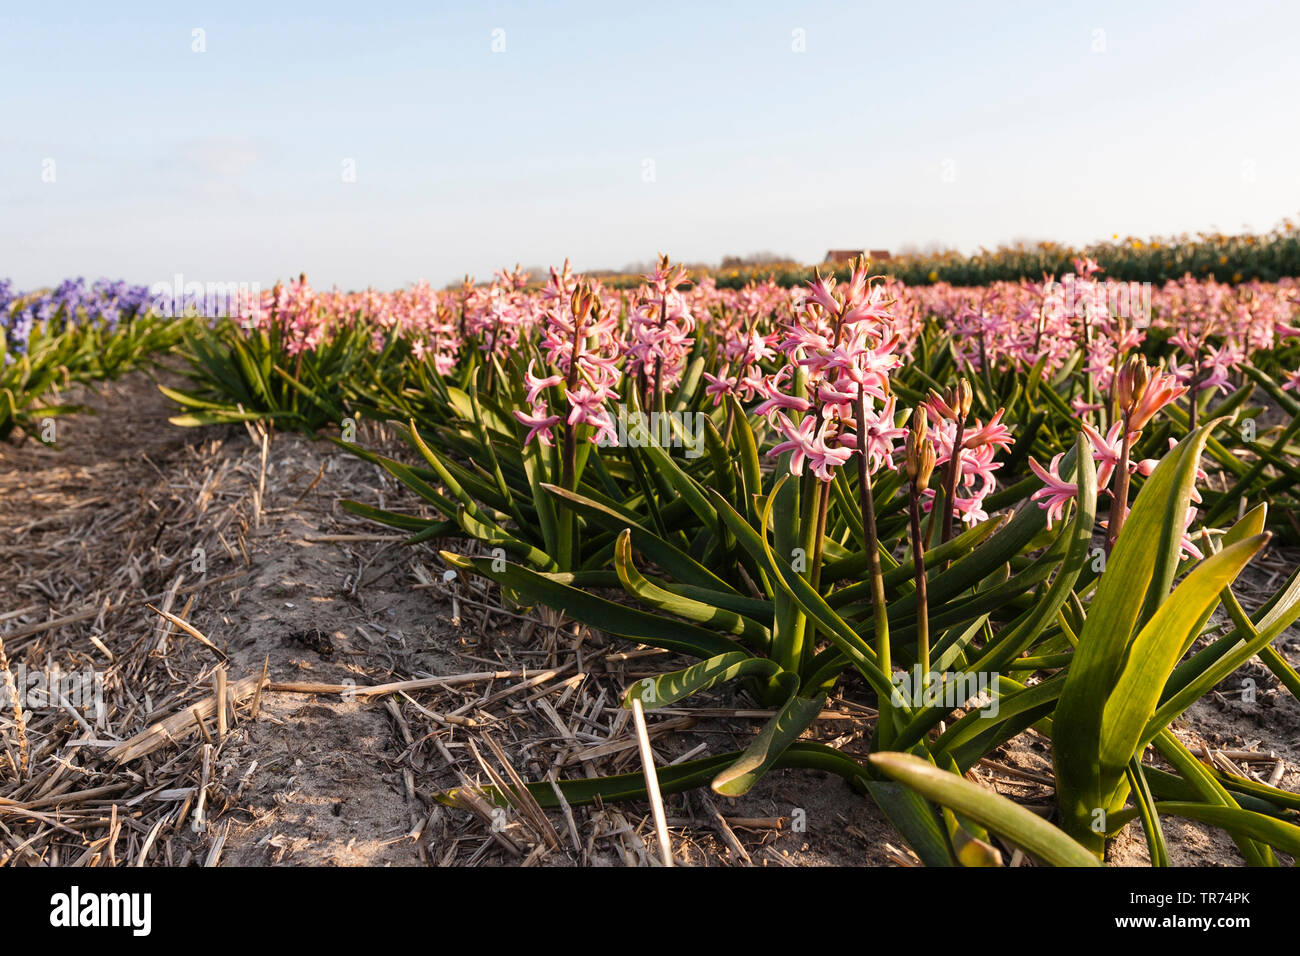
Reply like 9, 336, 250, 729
824, 249, 892, 263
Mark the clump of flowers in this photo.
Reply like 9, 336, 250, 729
465, 265, 534, 364
513, 281, 622, 452
754, 259, 904, 481
923, 381, 1014, 532
1029, 353, 1193, 552
239, 275, 329, 356
1168, 320, 1240, 430
627, 255, 696, 409
3, 277, 152, 358
701, 278, 780, 410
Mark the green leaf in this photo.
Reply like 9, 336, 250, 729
1125, 757, 1170, 867
1150, 803, 1300, 857
542, 483, 740, 594
433, 741, 870, 811
439, 550, 745, 659
622, 651, 783, 710
1053, 424, 1217, 851
730, 397, 763, 524
1148, 566, 1300, 739
1098, 534, 1267, 789
1151, 729, 1275, 867
869, 752, 1100, 867
614, 531, 770, 646
863, 778, 957, 867
712, 684, 827, 797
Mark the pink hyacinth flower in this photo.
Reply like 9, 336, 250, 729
514, 402, 561, 447
1028, 453, 1077, 529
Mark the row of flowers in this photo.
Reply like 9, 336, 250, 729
299, 254, 1300, 864
199, 257, 1296, 537
23, 249, 1282, 864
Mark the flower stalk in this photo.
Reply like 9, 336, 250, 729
905, 407, 937, 683
938, 379, 972, 548
1104, 354, 1149, 552
856, 385, 893, 740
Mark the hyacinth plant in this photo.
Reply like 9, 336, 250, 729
1, 313, 83, 441
2, 278, 177, 441
12, 257, 1294, 864
341, 273, 636, 582
422, 260, 1140, 859
143, 250, 1300, 865
312, 255, 1300, 864
162, 275, 408, 432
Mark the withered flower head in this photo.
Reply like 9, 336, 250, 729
955, 378, 973, 420
1116, 354, 1151, 413
905, 407, 936, 487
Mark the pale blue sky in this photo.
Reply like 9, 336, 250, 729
2, 0, 1298, 289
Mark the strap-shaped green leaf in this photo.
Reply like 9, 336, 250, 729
1151, 802, 1300, 858
728, 396, 763, 525
1126, 758, 1170, 867
1053, 424, 1217, 851
869, 752, 1100, 867
614, 531, 770, 646
340, 499, 445, 531
440, 550, 745, 659
1152, 729, 1274, 867
541, 483, 740, 594
622, 651, 783, 710
456, 507, 556, 570
1146, 570, 1300, 740
864, 776, 958, 867
433, 741, 869, 810
1098, 533, 1267, 787
712, 681, 827, 797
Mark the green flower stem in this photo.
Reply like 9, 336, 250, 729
856, 388, 893, 746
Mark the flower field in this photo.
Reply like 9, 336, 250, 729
1, 279, 180, 439
4, 249, 1300, 868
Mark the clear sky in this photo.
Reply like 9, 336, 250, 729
3, 0, 1298, 290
